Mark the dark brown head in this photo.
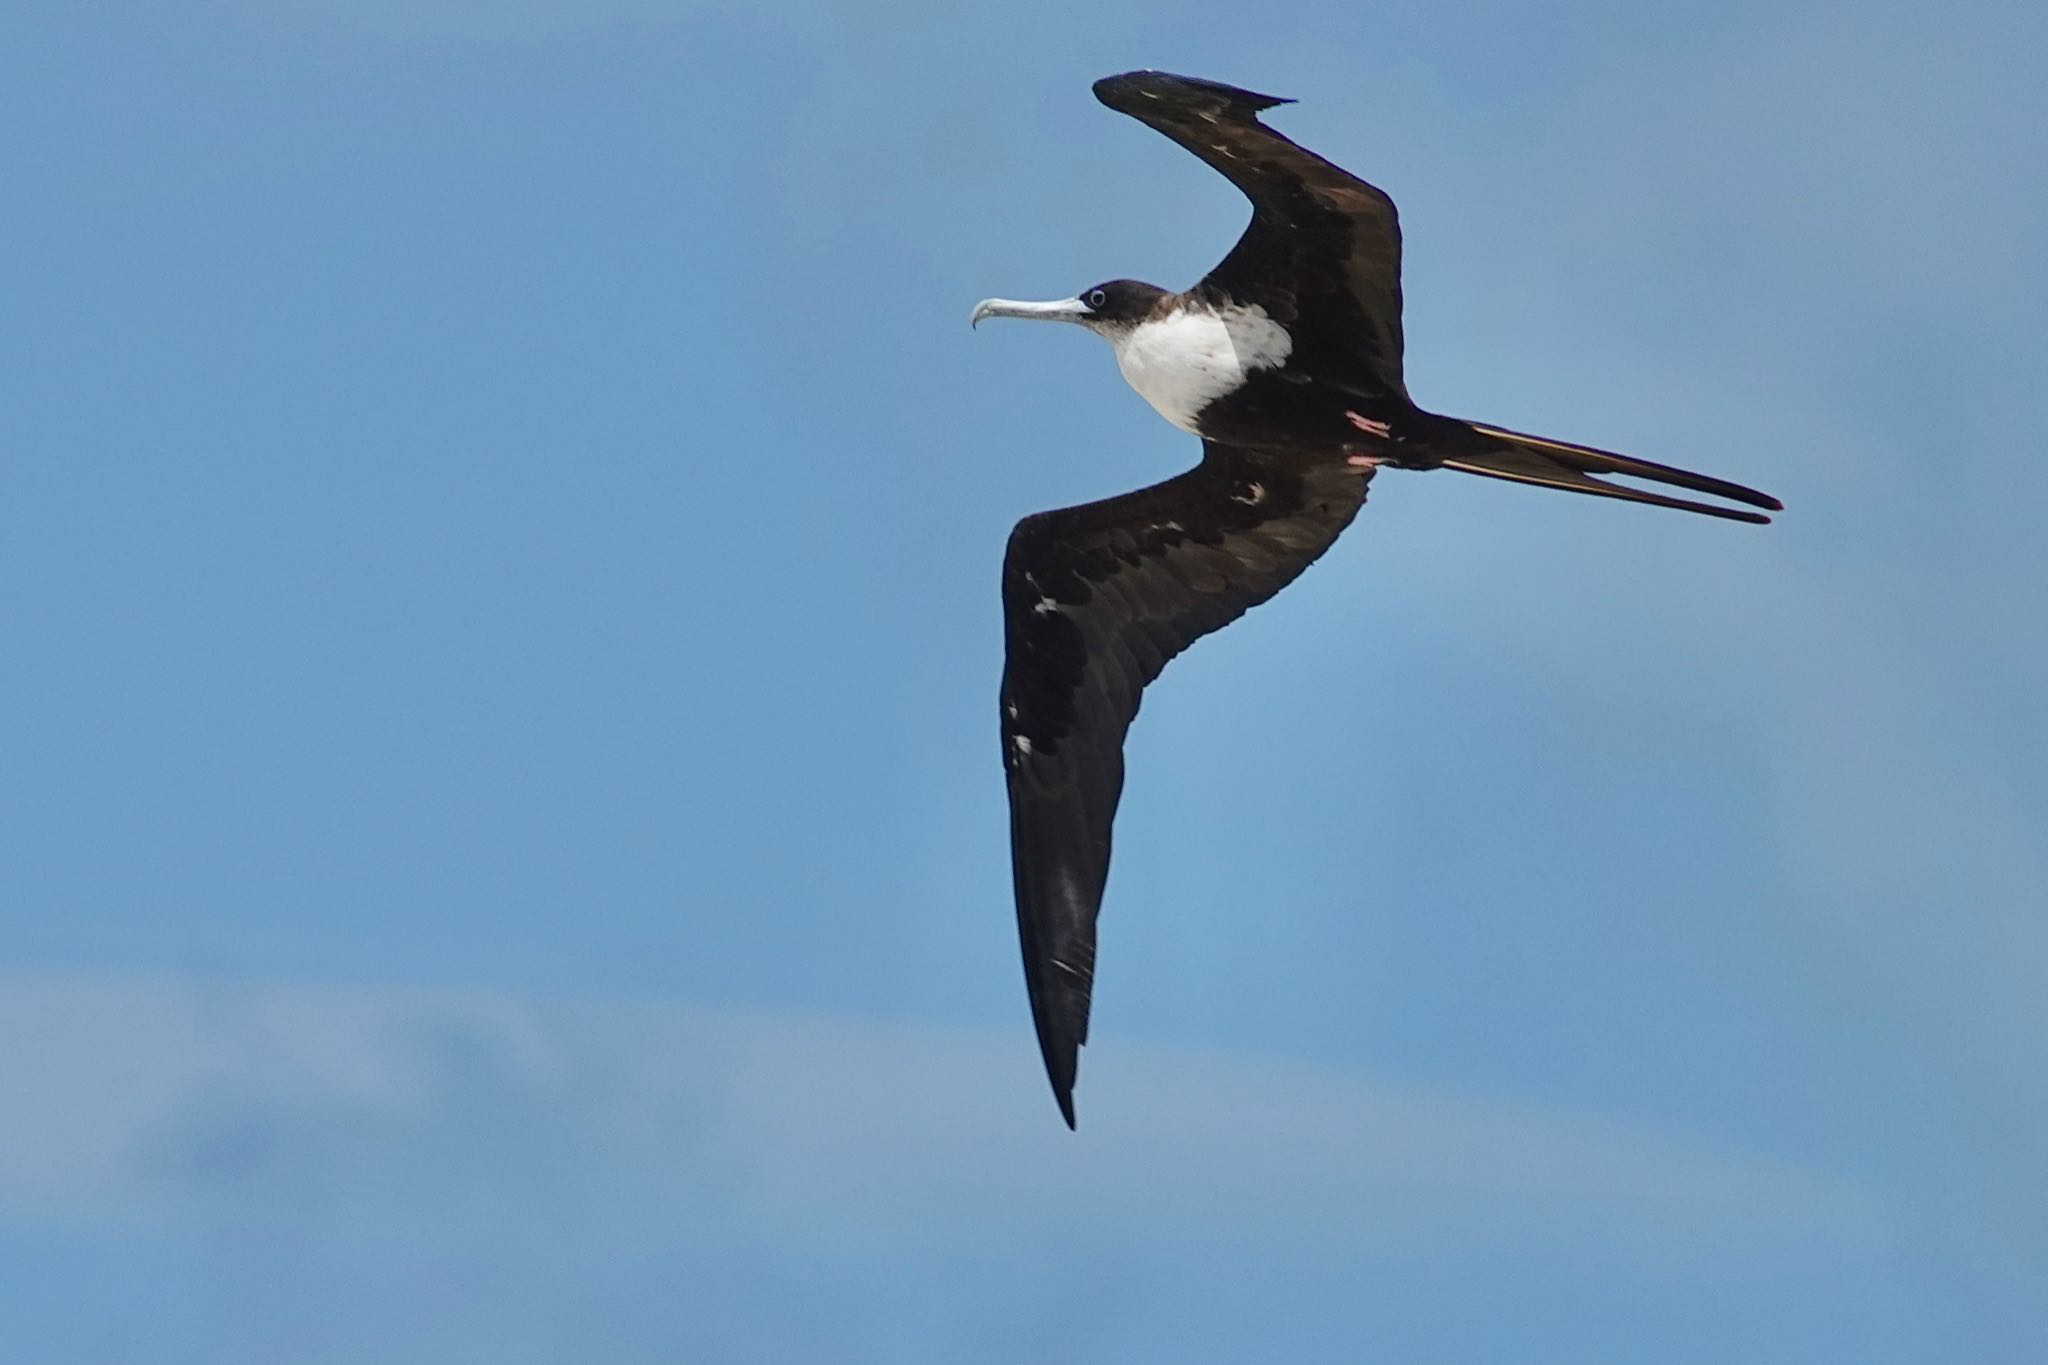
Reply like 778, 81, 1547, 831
971, 279, 1171, 336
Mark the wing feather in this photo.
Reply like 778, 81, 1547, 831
1094, 70, 1408, 399
1000, 442, 1371, 1125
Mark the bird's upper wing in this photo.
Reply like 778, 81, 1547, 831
1001, 441, 1372, 1125
1094, 70, 1408, 400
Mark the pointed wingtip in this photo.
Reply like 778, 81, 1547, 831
1093, 71, 1294, 116
1040, 1040, 1080, 1128
1022, 940, 1087, 1130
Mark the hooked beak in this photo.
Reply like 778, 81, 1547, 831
970, 297, 1092, 329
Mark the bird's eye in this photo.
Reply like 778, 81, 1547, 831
1085, 288, 1108, 309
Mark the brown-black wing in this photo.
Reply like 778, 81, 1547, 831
1001, 441, 1372, 1126
1094, 70, 1408, 401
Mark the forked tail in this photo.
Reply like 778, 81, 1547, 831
1441, 420, 1783, 524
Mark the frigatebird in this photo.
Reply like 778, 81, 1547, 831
972, 70, 1779, 1128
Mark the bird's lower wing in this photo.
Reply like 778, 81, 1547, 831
1000, 442, 1372, 1125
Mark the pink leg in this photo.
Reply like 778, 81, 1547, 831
1344, 411, 1393, 467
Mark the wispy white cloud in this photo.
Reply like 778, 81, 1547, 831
0, 967, 1907, 1361
0, 966, 1875, 1248
0, 968, 1911, 1361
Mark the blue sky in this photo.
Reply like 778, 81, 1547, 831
4, 0, 2045, 1360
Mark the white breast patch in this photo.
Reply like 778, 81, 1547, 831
1111, 304, 1293, 432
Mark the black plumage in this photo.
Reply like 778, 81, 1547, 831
979, 71, 1781, 1126
1001, 447, 1371, 1126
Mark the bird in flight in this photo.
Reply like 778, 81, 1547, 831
972, 71, 1780, 1128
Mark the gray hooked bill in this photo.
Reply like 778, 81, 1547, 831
970, 297, 1091, 328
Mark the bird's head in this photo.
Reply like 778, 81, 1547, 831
970, 279, 1168, 337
